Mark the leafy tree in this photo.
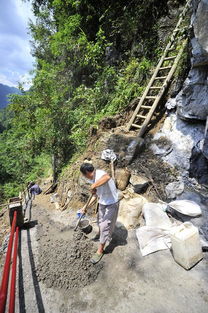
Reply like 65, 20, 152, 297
0, 0, 186, 199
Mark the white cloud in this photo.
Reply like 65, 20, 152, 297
0, 0, 35, 89
0, 74, 16, 87
0, 70, 34, 90
14, 0, 35, 24
19, 72, 34, 90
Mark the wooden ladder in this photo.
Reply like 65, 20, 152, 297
126, 0, 191, 136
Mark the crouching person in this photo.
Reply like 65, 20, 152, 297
28, 182, 42, 200
80, 163, 119, 264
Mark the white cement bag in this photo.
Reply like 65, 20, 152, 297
136, 202, 175, 256
136, 226, 171, 256
142, 202, 172, 229
168, 200, 202, 217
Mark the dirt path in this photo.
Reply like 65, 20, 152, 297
3, 194, 208, 313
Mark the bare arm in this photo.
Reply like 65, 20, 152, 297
82, 174, 110, 213
91, 174, 111, 190
82, 195, 97, 213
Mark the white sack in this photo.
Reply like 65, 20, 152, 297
136, 227, 171, 256
136, 202, 176, 256
168, 200, 202, 217
142, 202, 171, 229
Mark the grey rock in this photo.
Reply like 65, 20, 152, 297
133, 183, 149, 194
176, 2, 208, 121
177, 65, 208, 121
0, 234, 10, 254
192, 0, 201, 13
194, 0, 208, 54
67, 190, 72, 199
165, 181, 184, 199
151, 142, 173, 157
129, 174, 149, 186
129, 174, 150, 194
191, 38, 208, 67
152, 113, 205, 173
189, 140, 208, 185
202, 118, 208, 158
166, 97, 177, 110
50, 193, 60, 203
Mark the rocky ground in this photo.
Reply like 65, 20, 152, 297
0, 208, 10, 263
1, 192, 208, 313
36, 217, 103, 290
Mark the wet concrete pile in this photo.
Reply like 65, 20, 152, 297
36, 227, 103, 290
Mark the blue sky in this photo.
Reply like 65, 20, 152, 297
0, 0, 35, 89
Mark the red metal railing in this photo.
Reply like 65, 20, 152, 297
8, 226, 19, 313
0, 211, 19, 313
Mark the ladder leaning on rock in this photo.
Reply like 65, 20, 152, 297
126, 0, 192, 136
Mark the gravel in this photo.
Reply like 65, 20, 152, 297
36, 226, 103, 290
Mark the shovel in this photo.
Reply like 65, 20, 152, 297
101, 149, 117, 180
74, 193, 93, 231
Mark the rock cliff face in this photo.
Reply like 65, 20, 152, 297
153, 0, 208, 185
194, 0, 208, 54
177, 0, 208, 121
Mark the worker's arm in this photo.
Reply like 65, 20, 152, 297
81, 194, 97, 214
90, 173, 111, 190
81, 174, 110, 214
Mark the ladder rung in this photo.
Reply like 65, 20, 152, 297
173, 28, 183, 33
150, 86, 161, 89
136, 114, 146, 119
127, 1, 189, 135
164, 56, 176, 60
141, 105, 152, 109
132, 123, 142, 129
154, 76, 167, 80
159, 66, 172, 70
145, 96, 157, 99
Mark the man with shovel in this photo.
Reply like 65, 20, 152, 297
80, 162, 119, 264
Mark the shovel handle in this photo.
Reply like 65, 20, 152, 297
110, 160, 115, 181
74, 213, 84, 231
74, 194, 94, 231
85, 193, 94, 209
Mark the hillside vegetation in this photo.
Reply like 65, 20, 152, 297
0, 0, 185, 199
0, 83, 21, 109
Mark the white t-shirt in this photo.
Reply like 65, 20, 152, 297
90, 169, 118, 205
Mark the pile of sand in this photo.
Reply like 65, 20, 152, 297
37, 229, 103, 290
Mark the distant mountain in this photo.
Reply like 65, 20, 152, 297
0, 83, 22, 109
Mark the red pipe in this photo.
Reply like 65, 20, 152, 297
8, 226, 19, 313
0, 211, 17, 313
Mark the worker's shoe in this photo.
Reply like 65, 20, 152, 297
90, 252, 103, 264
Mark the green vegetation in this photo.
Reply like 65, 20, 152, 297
0, 0, 185, 200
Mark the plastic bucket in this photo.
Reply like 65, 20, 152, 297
79, 219, 92, 234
